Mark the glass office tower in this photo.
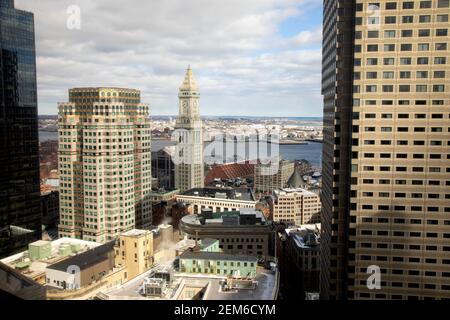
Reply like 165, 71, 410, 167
0, 0, 41, 258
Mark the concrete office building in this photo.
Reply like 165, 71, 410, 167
321, 0, 450, 300
176, 187, 257, 214
57, 87, 152, 243
273, 188, 321, 226
179, 208, 273, 260
174, 67, 204, 193
254, 160, 295, 195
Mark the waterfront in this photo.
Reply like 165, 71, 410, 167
40, 132, 323, 167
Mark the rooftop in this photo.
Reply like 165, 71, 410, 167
47, 241, 115, 272
120, 229, 151, 238
97, 264, 278, 301
275, 188, 318, 197
180, 187, 255, 202
180, 251, 258, 262
181, 208, 268, 227
285, 224, 321, 250
1, 238, 101, 279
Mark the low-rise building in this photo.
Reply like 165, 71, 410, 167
273, 188, 321, 226
176, 187, 257, 214
115, 229, 154, 280
45, 241, 116, 291
179, 251, 258, 278
180, 208, 273, 260
0, 238, 101, 285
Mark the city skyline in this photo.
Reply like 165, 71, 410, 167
16, 0, 323, 117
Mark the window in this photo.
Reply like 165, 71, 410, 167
385, 30, 396, 38
437, 14, 449, 22
367, 44, 378, 52
384, 58, 395, 65
418, 43, 429, 51
438, 0, 450, 8
417, 57, 429, 65
418, 29, 430, 37
419, 15, 431, 23
401, 44, 412, 51
400, 57, 411, 65
386, 2, 397, 9
436, 43, 447, 50
385, 16, 396, 24
420, 1, 432, 8
368, 31, 379, 38
384, 71, 394, 79
417, 71, 428, 78
435, 57, 446, 64
402, 30, 413, 37
403, 1, 414, 9
436, 29, 448, 36
385, 44, 395, 51
434, 71, 445, 79
403, 16, 414, 23
400, 71, 411, 79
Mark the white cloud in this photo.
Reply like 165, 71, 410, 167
16, 0, 322, 116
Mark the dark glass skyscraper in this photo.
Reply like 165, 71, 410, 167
0, 0, 41, 257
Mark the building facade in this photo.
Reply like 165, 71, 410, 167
179, 251, 258, 278
0, 0, 41, 258
321, 0, 450, 300
152, 146, 175, 190
176, 187, 257, 214
179, 208, 273, 260
174, 67, 204, 193
273, 188, 321, 226
277, 224, 320, 300
254, 160, 295, 195
114, 229, 154, 280
57, 87, 152, 243
41, 190, 59, 227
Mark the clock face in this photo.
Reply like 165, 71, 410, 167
182, 100, 188, 107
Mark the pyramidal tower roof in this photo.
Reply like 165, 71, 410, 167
287, 166, 305, 188
179, 65, 199, 92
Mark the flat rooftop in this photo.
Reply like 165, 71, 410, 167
180, 251, 258, 263
121, 229, 151, 237
180, 187, 255, 202
275, 188, 318, 197
97, 264, 278, 301
181, 209, 268, 226
1, 238, 101, 279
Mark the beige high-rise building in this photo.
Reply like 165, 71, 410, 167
321, 0, 450, 300
273, 188, 321, 226
254, 160, 295, 194
57, 88, 152, 243
174, 67, 204, 192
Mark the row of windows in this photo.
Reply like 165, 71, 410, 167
356, 0, 450, 11
355, 57, 447, 66
354, 99, 446, 106
357, 84, 446, 93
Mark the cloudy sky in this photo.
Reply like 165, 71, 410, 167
16, 0, 323, 117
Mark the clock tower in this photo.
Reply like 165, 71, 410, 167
174, 66, 204, 192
